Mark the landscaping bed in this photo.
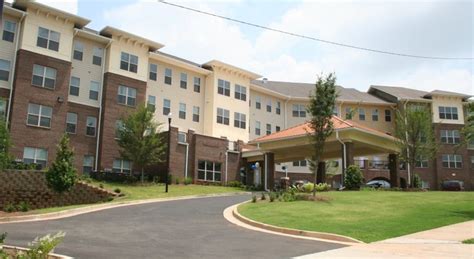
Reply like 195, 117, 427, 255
238, 191, 474, 243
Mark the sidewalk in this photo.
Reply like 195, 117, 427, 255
295, 221, 474, 259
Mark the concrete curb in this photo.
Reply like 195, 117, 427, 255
0, 192, 249, 224
1, 245, 73, 259
227, 201, 363, 245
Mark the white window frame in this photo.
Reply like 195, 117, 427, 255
217, 108, 230, 125
415, 155, 428, 168
73, 41, 84, 61
234, 112, 246, 129
179, 103, 186, 120
197, 160, 222, 182
194, 77, 201, 93
148, 95, 156, 111
2, 20, 16, 43
69, 76, 80, 96
292, 104, 306, 117
235, 84, 247, 101
266, 99, 272, 112
89, 81, 100, 101
117, 85, 137, 106
439, 106, 459, 120
27, 103, 52, 128
32, 64, 57, 89
255, 121, 261, 136
180, 73, 187, 89
149, 63, 157, 81
0, 59, 11, 82
358, 108, 366, 121
217, 79, 230, 96
66, 112, 77, 134
266, 123, 271, 135
83, 155, 94, 174
163, 99, 171, 115
23, 147, 48, 167
37, 27, 60, 51
372, 109, 379, 121
255, 96, 261, 109
193, 106, 200, 122
113, 159, 132, 174
86, 116, 97, 137
442, 154, 462, 169
92, 47, 103, 66
120, 52, 138, 73
178, 132, 187, 143
440, 130, 460, 144
164, 68, 172, 85
276, 102, 281, 115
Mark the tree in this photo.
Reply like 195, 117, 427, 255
0, 119, 11, 170
394, 105, 437, 187
459, 102, 474, 149
46, 134, 77, 193
307, 73, 338, 196
116, 105, 166, 184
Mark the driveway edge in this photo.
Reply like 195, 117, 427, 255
0, 192, 249, 224
223, 201, 362, 245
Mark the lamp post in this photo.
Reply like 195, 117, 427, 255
166, 112, 172, 193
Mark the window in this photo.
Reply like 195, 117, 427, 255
292, 104, 306, 117
276, 126, 281, 132
358, 108, 366, 121
0, 59, 11, 82
117, 85, 136, 106
217, 108, 230, 125
234, 84, 247, 101
148, 95, 156, 112
293, 160, 307, 167
32, 64, 57, 89
115, 120, 124, 138
218, 79, 230, 96
234, 112, 246, 129
160, 99, 170, 116
179, 103, 186, 119
27, 103, 52, 128
197, 160, 222, 182
23, 147, 48, 168
69, 76, 80, 96
255, 121, 261, 136
164, 68, 172, 85
440, 130, 460, 144
385, 109, 391, 122
194, 77, 201, 93
345, 107, 353, 120
2, 20, 16, 42
83, 155, 94, 174
73, 41, 83, 61
149, 64, 157, 81
0, 99, 7, 118
178, 132, 187, 143
266, 123, 271, 135
372, 109, 379, 121
120, 52, 138, 73
180, 73, 187, 89
89, 81, 100, 100
266, 99, 272, 112
442, 154, 462, 168
439, 106, 458, 120
255, 96, 261, 109
86, 116, 97, 137
415, 155, 428, 168
66, 112, 77, 134
276, 102, 281, 115
113, 159, 131, 174
92, 47, 103, 66
37, 27, 60, 51
193, 106, 200, 122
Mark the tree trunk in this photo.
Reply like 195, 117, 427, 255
312, 158, 319, 197
141, 167, 144, 184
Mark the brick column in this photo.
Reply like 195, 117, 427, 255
388, 153, 400, 187
316, 161, 326, 184
345, 142, 355, 166
265, 152, 275, 191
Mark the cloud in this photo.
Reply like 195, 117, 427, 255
102, 0, 473, 94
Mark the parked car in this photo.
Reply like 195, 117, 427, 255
441, 180, 464, 191
365, 180, 391, 189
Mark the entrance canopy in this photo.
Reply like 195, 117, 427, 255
243, 116, 400, 163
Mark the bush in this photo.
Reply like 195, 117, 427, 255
251, 195, 257, 203
168, 174, 173, 185
23, 231, 66, 259
269, 192, 276, 202
184, 177, 193, 185
175, 178, 180, 185
279, 187, 298, 202
303, 183, 314, 193
46, 135, 77, 193
99, 183, 104, 189
260, 192, 266, 200
315, 183, 330, 192
113, 188, 121, 194
90, 171, 138, 184
3, 203, 16, 213
413, 174, 422, 188
17, 201, 30, 212
344, 165, 363, 190
227, 180, 242, 188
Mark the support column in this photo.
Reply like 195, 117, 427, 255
345, 142, 355, 166
388, 154, 400, 188
265, 152, 275, 191
316, 161, 326, 184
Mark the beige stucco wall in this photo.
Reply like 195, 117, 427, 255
431, 95, 465, 124
105, 35, 149, 82
19, 7, 74, 62
249, 89, 286, 140
0, 13, 20, 90
69, 36, 105, 108
339, 103, 395, 134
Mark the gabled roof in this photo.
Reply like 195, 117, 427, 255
369, 85, 430, 102
251, 80, 392, 105
203, 60, 262, 79
250, 116, 394, 144
425, 90, 472, 101
100, 26, 164, 51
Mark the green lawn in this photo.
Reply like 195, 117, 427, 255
238, 191, 474, 243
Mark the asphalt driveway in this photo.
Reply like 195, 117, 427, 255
0, 194, 344, 258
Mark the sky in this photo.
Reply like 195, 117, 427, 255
10, 0, 474, 94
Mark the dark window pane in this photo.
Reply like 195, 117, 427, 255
127, 97, 136, 106
120, 61, 128, 71
32, 75, 43, 86
27, 115, 39, 126
89, 91, 99, 100
214, 172, 221, 182
66, 123, 76, 134
165, 76, 172, 85
129, 64, 137, 73
193, 114, 199, 122
93, 56, 102, 66
37, 37, 48, 48
224, 118, 229, 125
180, 81, 187, 89
179, 111, 186, 119
86, 127, 96, 136
0, 70, 9, 81
73, 50, 83, 61
2, 31, 14, 42
48, 41, 59, 51
117, 95, 126, 104
44, 78, 55, 89
163, 107, 170, 116
149, 72, 157, 81
39, 117, 51, 127
198, 161, 205, 170
194, 84, 200, 93
198, 170, 205, 180
70, 86, 79, 96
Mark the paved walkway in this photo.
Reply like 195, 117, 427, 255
296, 220, 474, 258
0, 195, 344, 259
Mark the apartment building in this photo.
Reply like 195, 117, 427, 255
1, 1, 472, 189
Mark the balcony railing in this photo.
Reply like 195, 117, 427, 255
354, 159, 407, 171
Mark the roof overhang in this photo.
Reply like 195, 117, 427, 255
13, 0, 90, 28
203, 60, 262, 80
3, 3, 26, 18
74, 28, 112, 45
149, 52, 212, 75
100, 26, 164, 52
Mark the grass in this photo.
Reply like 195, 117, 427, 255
238, 191, 474, 243
462, 238, 474, 244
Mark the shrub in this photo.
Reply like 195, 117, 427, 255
251, 195, 257, 203
99, 183, 104, 189
3, 203, 16, 213
168, 174, 173, 185
184, 177, 193, 185
46, 135, 77, 193
0, 232, 6, 243
24, 231, 66, 259
315, 183, 330, 192
269, 192, 276, 202
107, 197, 114, 202
280, 187, 298, 202
113, 188, 121, 194
17, 201, 30, 212
303, 183, 314, 193
344, 165, 363, 190
413, 174, 422, 188
175, 178, 180, 185
227, 180, 242, 188
260, 192, 266, 200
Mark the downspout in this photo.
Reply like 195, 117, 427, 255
264, 152, 269, 191
6, 12, 26, 128
284, 96, 290, 128
95, 40, 112, 170
225, 150, 228, 185
336, 130, 346, 187
183, 142, 189, 179
403, 100, 411, 186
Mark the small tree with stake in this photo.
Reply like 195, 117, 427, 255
307, 73, 338, 196
46, 134, 77, 193
116, 105, 166, 184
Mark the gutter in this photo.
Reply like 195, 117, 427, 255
94, 40, 112, 170
284, 96, 290, 128
6, 12, 26, 129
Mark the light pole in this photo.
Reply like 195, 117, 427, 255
166, 112, 172, 193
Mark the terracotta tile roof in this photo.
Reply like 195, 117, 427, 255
250, 116, 394, 143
